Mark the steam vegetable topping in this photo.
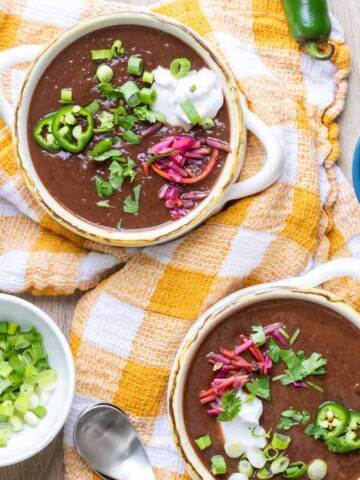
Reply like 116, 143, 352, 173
0, 322, 57, 447
32, 38, 230, 229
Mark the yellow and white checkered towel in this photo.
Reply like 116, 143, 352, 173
1, 0, 360, 478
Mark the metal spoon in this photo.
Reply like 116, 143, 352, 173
73, 402, 156, 480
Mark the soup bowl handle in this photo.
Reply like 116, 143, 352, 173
217, 107, 283, 209
270, 258, 360, 289
0, 45, 43, 131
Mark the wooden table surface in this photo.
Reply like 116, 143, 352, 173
4, 1, 360, 479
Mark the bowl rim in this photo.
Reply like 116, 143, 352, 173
14, 10, 245, 247
0, 293, 75, 467
167, 285, 360, 480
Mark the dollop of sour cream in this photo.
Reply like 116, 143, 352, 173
151, 66, 224, 131
220, 390, 267, 469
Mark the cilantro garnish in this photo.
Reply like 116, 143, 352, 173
94, 111, 115, 132
97, 82, 123, 101
91, 149, 125, 162
277, 409, 311, 431
123, 185, 141, 214
134, 105, 166, 124
305, 423, 326, 439
268, 337, 281, 363
109, 160, 124, 189
217, 389, 242, 422
95, 177, 114, 198
274, 349, 327, 388
246, 374, 271, 401
250, 326, 266, 347
120, 130, 141, 145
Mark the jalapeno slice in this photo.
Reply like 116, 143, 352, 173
326, 411, 360, 453
33, 113, 61, 152
51, 105, 94, 153
315, 402, 350, 440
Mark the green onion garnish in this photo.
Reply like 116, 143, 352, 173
195, 434, 212, 451
189, 85, 196, 92
264, 445, 279, 460
180, 99, 201, 125
210, 455, 227, 475
257, 465, 274, 479
96, 64, 114, 83
271, 432, 291, 450
120, 131, 141, 145
111, 39, 124, 57
200, 117, 215, 130
127, 56, 144, 76
0, 323, 56, 446
84, 100, 100, 114
290, 328, 300, 345
307, 459, 327, 480
139, 88, 157, 105
91, 49, 113, 60
238, 459, 254, 477
271, 456, 290, 474
142, 71, 154, 84
60, 88, 72, 104
170, 57, 191, 78
305, 380, 324, 392
284, 462, 308, 479
120, 81, 141, 108
279, 327, 290, 340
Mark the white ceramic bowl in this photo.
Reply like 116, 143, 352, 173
168, 258, 360, 480
0, 294, 75, 467
0, 11, 283, 247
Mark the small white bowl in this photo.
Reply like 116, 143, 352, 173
0, 293, 75, 467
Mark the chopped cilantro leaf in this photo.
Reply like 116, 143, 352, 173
277, 409, 311, 431
97, 82, 123, 101
95, 177, 114, 198
118, 115, 138, 130
123, 185, 141, 214
246, 375, 271, 401
250, 326, 266, 347
94, 111, 115, 132
109, 160, 124, 189
134, 105, 166, 124
305, 423, 326, 439
275, 349, 327, 387
302, 353, 327, 377
268, 337, 281, 363
120, 130, 141, 144
217, 389, 242, 422
91, 149, 125, 162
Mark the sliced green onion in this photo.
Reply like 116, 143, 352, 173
290, 328, 301, 345
271, 456, 290, 474
24, 411, 39, 427
238, 459, 253, 477
195, 433, 212, 451
142, 71, 154, 84
64, 113, 76, 125
224, 442, 243, 459
9, 415, 23, 432
170, 57, 191, 78
140, 88, 157, 105
33, 405, 47, 419
96, 64, 114, 83
7, 323, 19, 335
85, 100, 100, 114
15, 336, 30, 350
0, 400, 14, 417
120, 131, 141, 145
0, 428, 12, 447
264, 446, 279, 461
189, 85, 196, 92
271, 433, 291, 450
72, 125, 83, 140
211, 455, 227, 475
256, 464, 273, 479
127, 56, 144, 76
200, 117, 215, 130
0, 361, 12, 378
14, 396, 29, 415
279, 328, 289, 340
61, 88, 72, 104
181, 99, 201, 125
111, 39, 124, 57
37, 369, 57, 392
307, 460, 327, 480
20, 383, 34, 398
120, 81, 141, 108
0, 322, 8, 334
24, 365, 38, 384
284, 462, 308, 479
91, 49, 113, 60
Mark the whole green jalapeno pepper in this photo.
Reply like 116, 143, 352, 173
281, 0, 335, 60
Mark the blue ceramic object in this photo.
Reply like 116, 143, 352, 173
353, 138, 360, 201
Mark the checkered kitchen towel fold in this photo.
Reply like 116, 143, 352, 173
1, 0, 360, 478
